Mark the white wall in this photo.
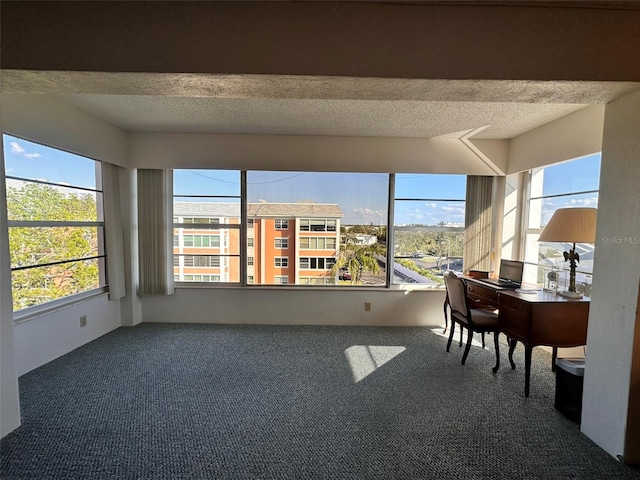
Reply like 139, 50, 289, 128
581, 90, 640, 460
1, 93, 129, 168
142, 287, 446, 328
0, 135, 20, 437
13, 294, 121, 376
508, 105, 605, 174
130, 132, 506, 175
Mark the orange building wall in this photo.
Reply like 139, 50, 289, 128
263, 218, 294, 283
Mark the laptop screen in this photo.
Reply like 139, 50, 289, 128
498, 260, 524, 285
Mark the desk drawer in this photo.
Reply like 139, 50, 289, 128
500, 294, 529, 314
499, 295, 530, 340
467, 283, 499, 306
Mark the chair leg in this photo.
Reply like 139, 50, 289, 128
551, 347, 558, 371
446, 321, 455, 352
461, 329, 473, 365
492, 331, 500, 373
459, 325, 463, 347
443, 300, 448, 333
481, 332, 486, 348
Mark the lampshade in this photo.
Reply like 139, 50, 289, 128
538, 207, 597, 243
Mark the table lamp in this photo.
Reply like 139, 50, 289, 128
537, 207, 597, 298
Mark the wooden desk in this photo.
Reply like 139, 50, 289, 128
465, 278, 590, 397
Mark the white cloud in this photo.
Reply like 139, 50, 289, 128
424, 202, 437, 208
442, 205, 465, 214
568, 197, 598, 207
351, 208, 385, 223
353, 208, 384, 217
10, 141, 41, 159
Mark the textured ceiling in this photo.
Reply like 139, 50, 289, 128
57, 95, 588, 139
4, 71, 640, 140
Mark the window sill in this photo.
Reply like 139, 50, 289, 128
13, 287, 109, 324
173, 284, 445, 292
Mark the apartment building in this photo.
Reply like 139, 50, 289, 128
174, 202, 342, 285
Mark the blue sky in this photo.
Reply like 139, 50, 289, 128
3, 135, 98, 189
3, 134, 601, 226
175, 170, 467, 225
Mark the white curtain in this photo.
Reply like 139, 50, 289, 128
464, 176, 494, 272
101, 163, 126, 299
137, 169, 174, 296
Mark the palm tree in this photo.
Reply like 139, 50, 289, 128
333, 242, 385, 284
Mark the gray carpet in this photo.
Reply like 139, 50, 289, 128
2, 323, 639, 479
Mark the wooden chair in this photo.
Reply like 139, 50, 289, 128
443, 271, 500, 372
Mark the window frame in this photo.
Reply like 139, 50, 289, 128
522, 157, 601, 293
274, 257, 289, 268
171, 170, 468, 289
274, 237, 289, 249
4, 135, 108, 314
173, 169, 242, 285
274, 219, 289, 230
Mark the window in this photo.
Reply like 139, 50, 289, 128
274, 276, 288, 285
393, 174, 466, 285
299, 257, 336, 270
247, 171, 387, 286
3, 134, 107, 311
181, 217, 220, 224
248, 237, 254, 247
248, 256, 254, 266
248, 275, 254, 284
299, 237, 337, 250
182, 274, 221, 282
182, 235, 220, 248
274, 257, 288, 268
299, 219, 337, 232
173, 170, 241, 283
274, 238, 289, 249
300, 277, 335, 285
523, 155, 601, 295
179, 255, 221, 268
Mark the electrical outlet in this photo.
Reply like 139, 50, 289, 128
364, 302, 371, 312
80, 315, 87, 328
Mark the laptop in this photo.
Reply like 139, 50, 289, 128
477, 259, 524, 289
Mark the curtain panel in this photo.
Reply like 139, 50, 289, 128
101, 163, 126, 299
464, 176, 494, 273
137, 169, 174, 296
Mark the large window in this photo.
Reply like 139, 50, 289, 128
247, 171, 388, 286
393, 174, 466, 285
171, 170, 471, 287
173, 170, 241, 283
523, 155, 601, 295
3, 134, 107, 311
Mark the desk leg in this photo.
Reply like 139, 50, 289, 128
524, 346, 532, 398
551, 347, 558, 372
508, 338, 517, 370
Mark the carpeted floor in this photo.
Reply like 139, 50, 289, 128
2, 323, 639, 479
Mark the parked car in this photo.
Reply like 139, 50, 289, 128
339, 269, 352, 280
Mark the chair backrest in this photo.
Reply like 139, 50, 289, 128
444, 271, 469, 318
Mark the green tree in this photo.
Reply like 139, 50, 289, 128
7, 183, 100, 310
333, 242, 385, 285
